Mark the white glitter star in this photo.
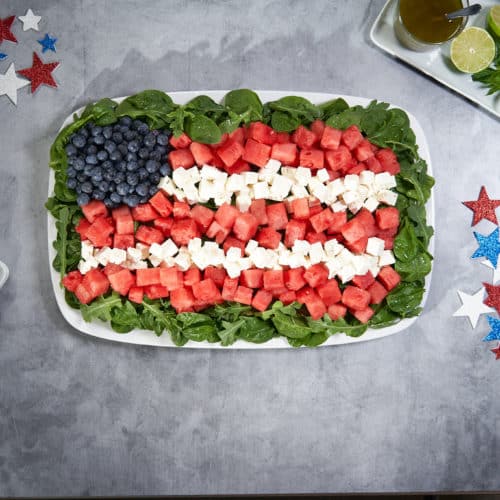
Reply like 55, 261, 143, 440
18, 9, 41, 32
0, 63, 29, 105
481, 259, 500, 284
453, 288, 494, 329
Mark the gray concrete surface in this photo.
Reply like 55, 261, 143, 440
1, 0, 499, 496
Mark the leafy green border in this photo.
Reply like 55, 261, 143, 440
46, 90, 434, 347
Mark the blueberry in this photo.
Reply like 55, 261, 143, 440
145, 159, 159, 173
119, 125, 130, 134
66, 167, 77, 178
157, 134, 169, 146
103, 169, 115, 182
93, 190, 106, 200
91, 125, 103, 136
126, 160, 139, 171
144, 133, 156, 148
80, 127, 90, 138
86, 145, 98, 155
119, 116, 132, 127
116, 182, 129, 196
91, 167, 103, 182
126, 152, 137, 162
77, 193, 90, 206
138, 148, 150, 159
109, 150, 122, 162
104, 140, 117, 154
84, 164, 94, 176
139, 196, 149, 204
77, 173, 87, 182
112, 132, 123, 143
138, 159, 145, 167
97, 150, 108, 161
93, 134, 105, 145
126, 172, 139, 186
85, 154, 98, 165
135, 183, 149, 197
118, 144, 128, 155
149, 184, 159, 196
81, 181, 93, 194
156, 146, 167, 156
114, 172, 126, 184
66, 178, 77, 189
127, 140, 139, 153
138, 167, 149, 180
137, 123, 149, 135
98, 180, 110, 192
149, 150, 162, 161
159, 163, 172, 177
110, 192, 122, 204
73, 157, 85, 170
65, 144, 77, 156
72, 134, 86, 148
103, 197, 113, 208
150, 172, 160, 184
124, 130, 137, 141
132, 119, 143, 130
75, 185, 82, 194
108, 182, 116, 192
127, 194, 140, 207
103, 126, 113, 139
116, 160, 127, 172
102, 160, 112, 169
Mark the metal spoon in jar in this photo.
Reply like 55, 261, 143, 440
445, 3, 482, 21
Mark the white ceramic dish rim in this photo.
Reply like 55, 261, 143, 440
370, 0, 500, 120
47, 90, 434, 348
0, 260, 9, 290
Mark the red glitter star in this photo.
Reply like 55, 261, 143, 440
491, 344, 500, 360
463, 186, 500, 226
0, 16, 17, 45
17, 53, 59, 93
483, 282, 500, 314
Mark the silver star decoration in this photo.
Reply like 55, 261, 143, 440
481, 259, 500, 284
453, 288, 494, 329
0, 63, 29, 105
18, 9, 41, 32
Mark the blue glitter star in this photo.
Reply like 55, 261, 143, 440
37, 33, 57, 53
0, 53, 6, 60
472, 227, 500, 267
483, 316, 500, 341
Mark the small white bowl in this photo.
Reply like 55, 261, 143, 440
0, 261, 9, 290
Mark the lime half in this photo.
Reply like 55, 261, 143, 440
450, 27, 496, 74
487, 5, 500, 39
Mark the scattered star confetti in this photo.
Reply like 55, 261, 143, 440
453, 288, 495, 328
471, 227, 500, 267
38, 33, 57, 53
483, 282, 500, 315
481, 260, 500, 284
0, 16, 17, 44
0, 53, 6, 60
17, 52, 59, 93
463, 186, 500, 226
18, 9, 41, 32
483, 316, 500, 342
0, 62, 29, 105
491, 343, 500, 360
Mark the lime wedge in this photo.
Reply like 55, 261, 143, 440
487, 5, 500, 39
450, 27, 496, 74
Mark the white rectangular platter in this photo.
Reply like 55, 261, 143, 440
370, 0, 500, 120
48, 90, 434, 348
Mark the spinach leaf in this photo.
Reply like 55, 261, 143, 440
224, 89, 263, 121
386, 283, 424, 317
177, 312, 218, 342
185, 95, 226, 120
238, 317, 275, 344
266, 96, 320, 131
272, 311, 311, 339
81, 98, 118, 126
393, 217, 418, 262
369, 308, 399, 329
185, 114, 222, 144
270, 110, 301, 132
319, 98, 349, 121
110, 301, 140, 333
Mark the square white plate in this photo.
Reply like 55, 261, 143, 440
48, 90, 434, 348
370, 0, 500, 120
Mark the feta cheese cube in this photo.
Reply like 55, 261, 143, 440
295, 166, 312, 186
281, 167, 297, 180
325, 259, 340, 279
225, 261, 242, 279
331, 201, 346, 212
309, 178, 328, 203
236, 193, 252, 212
291, 184, 309, 199
359, 170, 375, 186
292, 239, 311, 255
200, 165, 222, 181
251, 247, 271, 268
253, 181, 270, 199
316, 168, 330, 183
379, 250, 396, 267
328, 178, 345, 197
344, 174, 359, 191
269, 174, 293, 201
81, 240, 95, 260
309, 242, 326, 264
127, 247, 144, 262
366, 237, 385, 256
377, 189, 398, 206
324, 239, 342, 257
186, 166, 201, 184
375, 172, 396, 190
173, 167, 190, 188
188, 238, 202, 253
363, 196, 379, 212
226, 247, 242, 262
158, 176, 176, 195
78, 257, 98, 274
338, 264, 356, 283
342, 190, 359, 205
106, 248, 126, 265
352, 255, 370, 275
226, 173, 245, 193
243, 171, 259, 185
174, 250, 192, 271
245, 239, 259, 256
149, 255, 163, 267
264, 158, 281, 173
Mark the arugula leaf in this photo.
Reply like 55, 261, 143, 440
369, 308, 400, 329
219, 319, 245, 346
110, 301, 140, 333
81, 293, 123, 322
